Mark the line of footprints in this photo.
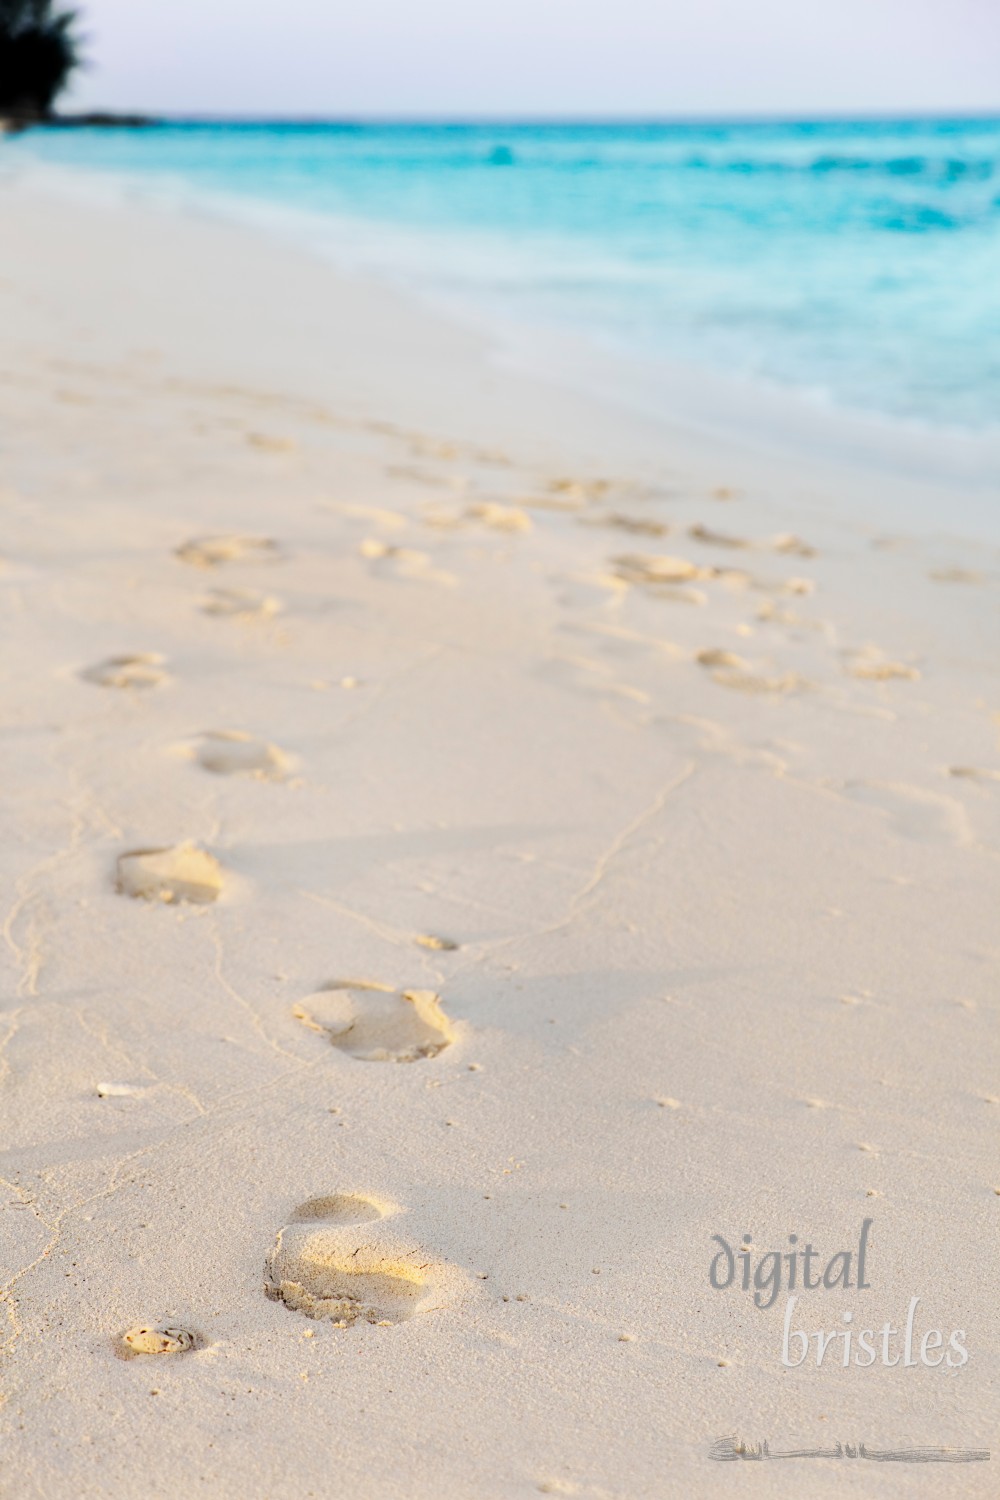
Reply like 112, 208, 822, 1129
90, 535, 463, 1361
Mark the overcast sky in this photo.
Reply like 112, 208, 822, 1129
66, 0, 1000, 119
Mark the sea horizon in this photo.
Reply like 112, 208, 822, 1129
52, 108, 1000, 123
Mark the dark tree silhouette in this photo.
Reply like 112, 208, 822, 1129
0, 0, 82, 121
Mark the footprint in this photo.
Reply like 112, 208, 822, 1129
80, 654, 168, 690
711, 667, 804, 694
175, 534, 277, 567
770, 533, 816, 558
613, 553, 710, 586
695, 649, 803, 695
756, 600, 826, 631
948, 766, 1000, 784
386, 464, 465, 492
359, 539, 455, 587
689, 524, 814, 558
517, 492, 588, 514
116, 842, 224, 904
119, 1324, 198, 1357
464, 501, 532, 532
176, 534, 279, 568
265, 1195, 431, 1325
694, 648, 744, 670
414, 933, 459, 952
749, 573, 815, 597
293, 981, 454, 1061
547, 477, 612, 503
186, 730, 291, 780
324, 500, 409, 532
202, 587, 281, 620
689, 523, 749, 550
588, 513, 669, 537
841, 782, 972, 845
929, 567, 983, 585
842, 648, 920, 682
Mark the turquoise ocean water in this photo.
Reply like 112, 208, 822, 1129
7, 118, 1000, 441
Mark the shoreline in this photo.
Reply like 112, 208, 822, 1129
1, 173, 997, 1498
5, 155, 999, 537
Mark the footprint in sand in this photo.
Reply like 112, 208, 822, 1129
359, 539, 455, 587
414, 933, 459, 952
80, 653, 168, 690
613, 552, 710, 586
176, 534, 280, 569
464, 501, 533, 533
689, 524, 815, 558
756, 599, 826, 631
265, 1194, 436, 1326
386, 463, 466, 492
689, 523, 750, 550
695, 648, 804, 695
247, 432, 296, 453
771, 533, 815, 558
612, 550, 788, 600
929, 567, 984, 585
841, 782, 972, 845
712, 667, 804, 694
184, 730, 292, 780
749, 573, 815, 597
201, 587, 281, 620
116, 842, 224, 904
695, 648, 744, 670
948, 766, 1000, 784
293, 981, 454, 1061
842, 648, 920, 682
547, 476, 612, 503
587, 513, 669, 537
119, 1324, 198, 1358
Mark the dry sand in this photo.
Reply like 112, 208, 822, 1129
0, 173, 998, 1498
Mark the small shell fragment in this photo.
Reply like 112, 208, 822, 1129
121, 1324, 196, 1357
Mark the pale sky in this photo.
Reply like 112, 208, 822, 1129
67, 0, 1000, 119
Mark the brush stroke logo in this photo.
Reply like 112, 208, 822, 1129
710, 1436, 990, 1464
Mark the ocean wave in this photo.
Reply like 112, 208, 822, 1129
6, 116, 999, 433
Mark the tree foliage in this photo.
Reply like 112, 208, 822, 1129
0, 0, 82, 119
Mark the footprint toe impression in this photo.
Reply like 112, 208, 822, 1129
291, 1194, 385, 1225
293, 982, 454, 1062
176, 534, 279, 568
265, 1196, 431, 1326
116, 842, 224, 905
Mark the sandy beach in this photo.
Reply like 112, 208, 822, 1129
1, 173, 998, 1497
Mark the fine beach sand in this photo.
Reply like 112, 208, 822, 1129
1, 174, 998, 1498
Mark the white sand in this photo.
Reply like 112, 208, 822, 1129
0, 173, 997, 1498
